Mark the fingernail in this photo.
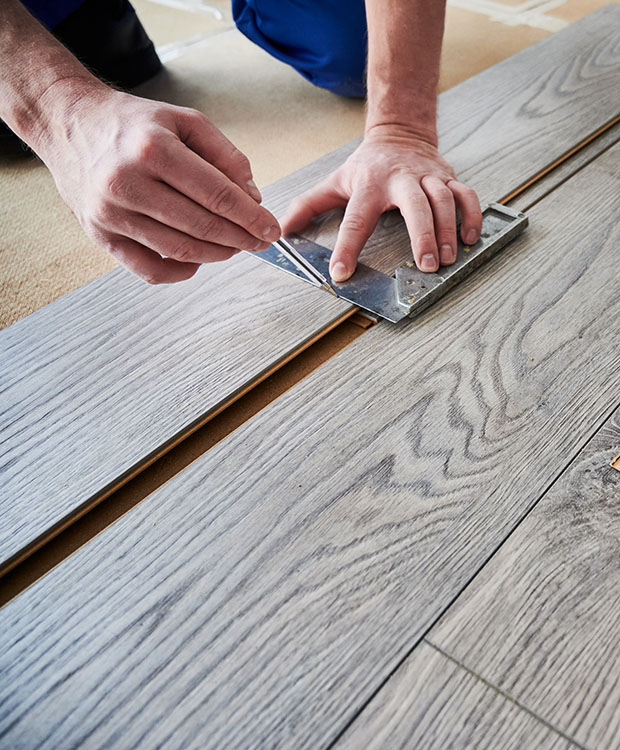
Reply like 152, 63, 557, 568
247, 179, 262, 201
252, 240, 270, 252
440, 244, 454, 265
466, 229, 478, 245
263, 224, 281, 242
330, 261, 349, 282
421, 253, 438, 272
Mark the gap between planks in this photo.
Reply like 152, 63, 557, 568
3, 106, 619, 594
0, 307, 362, 583
0, 315, 369, 605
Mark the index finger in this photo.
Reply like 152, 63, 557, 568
280, 177, 347, 236
159, 136, 281, 243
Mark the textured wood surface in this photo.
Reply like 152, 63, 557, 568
0, 259, 350, 572
510, 118, 620, 212
429, 405, 620, 749
292, 5, 620, 273
1, 139, 619, 749
1, 7, 619, 576
336, 643, 573, 749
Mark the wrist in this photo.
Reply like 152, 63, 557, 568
364, 120, 438, 148
28, 75, 110, 157
365, 87, 437, 146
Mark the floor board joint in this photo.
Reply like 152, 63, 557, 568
424, 640, 585, 748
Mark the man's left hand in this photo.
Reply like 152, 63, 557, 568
281, 126, 482, 282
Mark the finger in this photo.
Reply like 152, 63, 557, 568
108, 237, 199, 284
177, 109, 262, 202
447, 180, 482, 246
391, 180, 438, 273
330, 192, 383, 282
109, 178, 271, 252
280, 177, 347, 236
112, 213, 241, 264
156, 136, 281, 243
421, 175, 457, 266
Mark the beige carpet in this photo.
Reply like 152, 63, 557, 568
4, 0, 605, 329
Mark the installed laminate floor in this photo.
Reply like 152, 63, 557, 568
2, 7, 619, 577
1, 116, 618, 750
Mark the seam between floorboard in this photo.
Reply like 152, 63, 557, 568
327, 398, 620, 749
423, 640, 585, 749
511, 128, 620, 212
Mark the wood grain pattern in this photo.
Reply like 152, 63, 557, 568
283, 5, 620, 273
428, 406, 620, 749
335, 643, 574, 749
1, 7, 619, 576
1, 137, 619, 749
0, 259, 350, 572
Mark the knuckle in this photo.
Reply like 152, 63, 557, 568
171, 238, 198, 263
90, 200, 114, 228
135, 130, 165, 167
192, 215, 222, 242
415, 231, 437, 250
228, 148, 251, 174
209, 185, 236, 216
103, 167, 136, 204
434, 186, 454, 204
341, 213, 367, 234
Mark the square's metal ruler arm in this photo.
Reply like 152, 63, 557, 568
254, 203, 528, 323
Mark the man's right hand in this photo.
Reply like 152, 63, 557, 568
38, 84, 281, 284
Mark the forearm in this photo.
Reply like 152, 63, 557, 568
0, 0, 105, 153
364, 0, 446, 144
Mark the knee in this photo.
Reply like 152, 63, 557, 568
295, 19, 367, 98
308, 45, 367, 98
232, 0, 367, 98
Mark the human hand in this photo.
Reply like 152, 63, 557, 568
281, 126, 481, 282
38, 84, 281, 283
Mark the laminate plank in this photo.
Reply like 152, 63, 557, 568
428, 406, 620, 749
1, 8, 619, 574
335, 643, 574, 750
0, 260, 350, 573
1, 134, 618, 749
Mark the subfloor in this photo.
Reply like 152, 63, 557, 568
0, 0, 611, 329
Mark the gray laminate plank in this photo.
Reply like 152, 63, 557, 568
0, 259, 350, 572
335, 643, 575, 750
1, 7, 620, 575
1, 131, 619, 750
428, 407, 620, 749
